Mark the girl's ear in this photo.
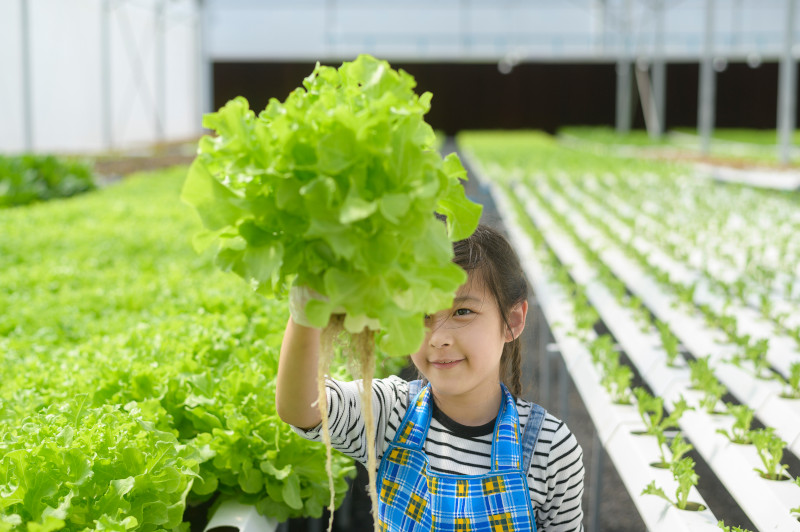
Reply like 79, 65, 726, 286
505, 300, 528, 342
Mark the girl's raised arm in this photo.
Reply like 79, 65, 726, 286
276, 317, 323, 430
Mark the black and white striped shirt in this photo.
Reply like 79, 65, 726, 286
292, 375, 585, 531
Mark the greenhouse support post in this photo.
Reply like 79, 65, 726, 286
197, 0, 213, 128
537, 298, 551, 406
21, 0, 33, 152
101, 0, 113, 150
778, 0, 797, 165
588, 429, 603, 532
651, 0, 666, 139
155, 0, 166, 144
698, 0, 716, 156
615, 0, 633, 135
559, 352, 570, 423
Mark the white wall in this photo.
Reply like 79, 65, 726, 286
3, 0, 797, 154
205, 0, 798, 63
0, 0, 26, 154
0, 0, 200, 155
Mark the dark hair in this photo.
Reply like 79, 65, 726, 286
451, 224, 528, 397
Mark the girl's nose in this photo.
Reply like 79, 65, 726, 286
427, 321, 453, 349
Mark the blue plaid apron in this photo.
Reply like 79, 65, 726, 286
376, 380, 543, 531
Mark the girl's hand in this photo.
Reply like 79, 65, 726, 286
289, 285, 381, 331
288, 285, 326, 328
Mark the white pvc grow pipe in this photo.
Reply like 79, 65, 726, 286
204, 499, 279, 532
545, 179, 800, 459
479, 172, 720, 532
515, 182, 800, 530
573, 183, 799, 380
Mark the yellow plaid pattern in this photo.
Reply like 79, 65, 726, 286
456, 479, 469, 497
482, 476, 506, 496
405, 492, 427, 522
427, 475, 440, 495
454, 517, 472, 532
489, 512, 515, 532
387, 448, 409, 466
496, 456, 520, 470
397, 422, 414, 444
377, 518, 389, 532
416, 391, 426, 407
381, 478, 400, 506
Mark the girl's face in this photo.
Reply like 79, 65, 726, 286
410, 271, 526, 403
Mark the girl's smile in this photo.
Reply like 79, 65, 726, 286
428, 358, 464, 369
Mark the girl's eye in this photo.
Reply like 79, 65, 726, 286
454, 308, 473, 317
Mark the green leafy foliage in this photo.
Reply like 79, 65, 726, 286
688, 356, 726, 413
749, 427, 789, 480
1, 167, 374, 529
655, 320, 681, 367
633, 388, 692, 466
0, 397, 201, 531
716, 403, 754, 445
717, 520, 755, 532
182, 54, 482, 356
779, 362, 800, 399
641, 455, 705, 511
0, 154, 95, 208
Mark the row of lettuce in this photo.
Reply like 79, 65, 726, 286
0, 167, 406, 530
457, 131, 800, 531
1, 125, 795, 210
560, 126, 800, 166
0, 155, 96, 208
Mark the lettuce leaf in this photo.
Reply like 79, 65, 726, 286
181, 54, 482, 356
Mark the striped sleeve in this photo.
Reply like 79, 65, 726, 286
290, 375, 409, 468
524, 404, 585, 532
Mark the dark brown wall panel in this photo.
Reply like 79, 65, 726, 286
213, 61, 789, 134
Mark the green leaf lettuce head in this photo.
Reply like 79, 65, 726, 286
182, 54, 482, 356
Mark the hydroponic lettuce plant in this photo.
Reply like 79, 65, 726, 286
182, 54, 481, 355
0, 396, 202, 532
749, 427, 789, 480
181, 54, 482, 529
641, 455, 705, 511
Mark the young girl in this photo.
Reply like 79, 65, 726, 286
276, 224, 585, 531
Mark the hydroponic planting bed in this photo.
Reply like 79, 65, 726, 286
459, 131, 800, 532
0, 167, 407, 530
559, 126, 800, 168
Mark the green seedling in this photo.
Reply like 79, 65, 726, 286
743, 338, 772, 380
716, 313, 740, 342
732, 278, 747, 302
688, 356, 726, 413
716, 403, 754, 444
749, 427, 789, 480
759, 292, 773, 319
717, 521, 754, 532
633, 388, 692, 466
625, 294, 652, 331
642, 456, 705, 511
677, 281, 697, 309
791, 477, 799, 516
790, 326, 800, 348
668, 432, 694, 464
572, 287, 599, 338
656, 320, 681, 367
589, 335, 615, 367
779, 362, 800, 399
590, 335, 633, 404
601, 359, 633, 405
698, 303, 717, 328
